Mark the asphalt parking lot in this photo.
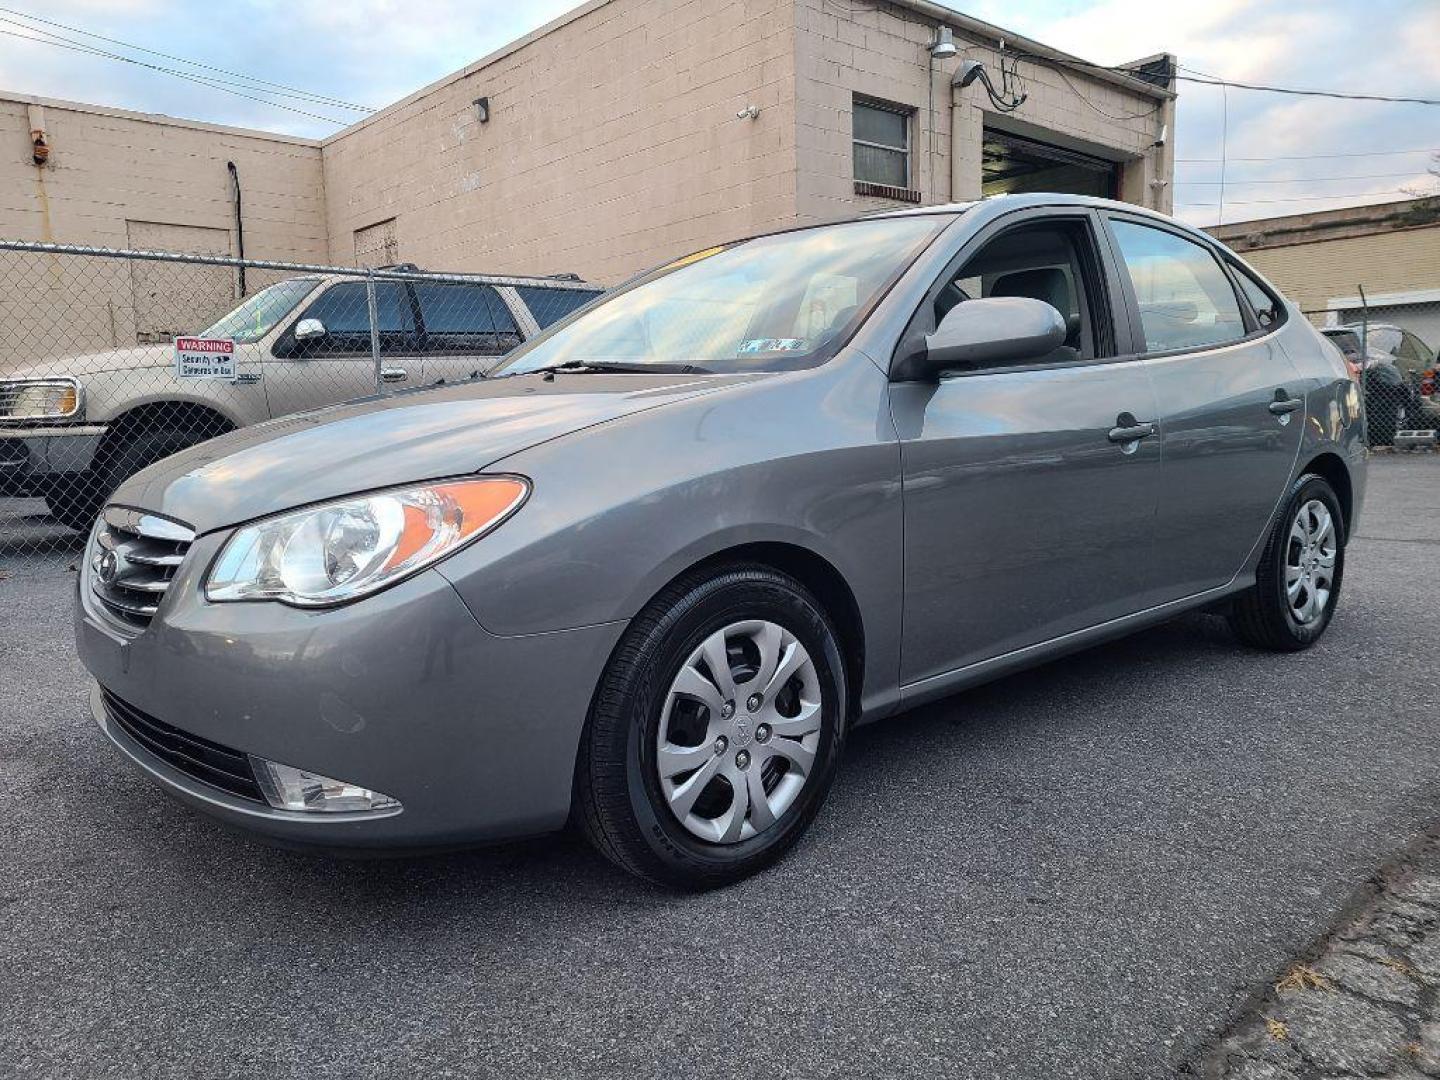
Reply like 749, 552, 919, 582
3, 456, 1439, 1080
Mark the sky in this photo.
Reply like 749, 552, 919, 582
1, 0, 1437, 227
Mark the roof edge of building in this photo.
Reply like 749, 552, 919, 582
885, 0, 1176, 101
0, 89, 322, 147
1207, 196, 1440, 251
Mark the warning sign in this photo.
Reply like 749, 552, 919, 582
174, 337, 236, 381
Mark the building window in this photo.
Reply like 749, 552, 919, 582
852, 98, 912, 192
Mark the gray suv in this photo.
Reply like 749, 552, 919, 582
0, 269, 602, 529
75, 195, 1365, 888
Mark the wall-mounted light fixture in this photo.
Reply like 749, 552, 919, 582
736, 103, 761, 120
473, 96, 490, 124
929, 26, 957, 58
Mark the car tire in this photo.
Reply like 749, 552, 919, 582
46, 426, 214, 532
1228, 474, 1346, 652
576, 563, 849, 889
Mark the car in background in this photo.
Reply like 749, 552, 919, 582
1321, 323, 1440, 445
0, 268, 603, 530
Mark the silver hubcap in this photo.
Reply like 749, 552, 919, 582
656, 619, 823, 844
1286, 499, 1337, 625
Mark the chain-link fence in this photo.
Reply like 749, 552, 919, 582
0, 240, 603, 561
1308, 300, 1440, 453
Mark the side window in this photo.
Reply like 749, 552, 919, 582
929, 219, 1106, 364
414, 283, 521, 355
1231, 263, 1285, 330
1110, 220, 1246, 352
293, 282, 414, 356
515, 286, 600, 330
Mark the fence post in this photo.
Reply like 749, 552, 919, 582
365, 269, 383, 394
1358, 283, 1369, 449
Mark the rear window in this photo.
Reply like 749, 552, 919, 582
516, 286, 600, 329
1230, 264, 1285, 330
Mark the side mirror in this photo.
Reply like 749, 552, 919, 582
895, 296, 1067, 381
294, 318, 327, 342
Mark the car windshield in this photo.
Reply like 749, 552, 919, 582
492, 216, 951, 376
1365, 327, 1403, 357
202, 278, 322, 344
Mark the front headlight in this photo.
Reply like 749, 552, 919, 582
205, 476, 529, 606
0, 378, 82, 420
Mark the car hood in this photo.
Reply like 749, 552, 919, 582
112, 373, 745, 533
5, 344, 180, 379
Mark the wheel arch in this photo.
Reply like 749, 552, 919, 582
99, 400, 236, 457
1300, 451, 1353, 539
639, 541, 867, 722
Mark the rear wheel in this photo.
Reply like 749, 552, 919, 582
577, 564, 848, 889
1228, 474, 1345, 651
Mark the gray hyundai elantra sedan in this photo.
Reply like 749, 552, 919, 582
76, 194, 1366, 888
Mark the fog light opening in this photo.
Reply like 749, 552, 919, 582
248, 756, 401, 813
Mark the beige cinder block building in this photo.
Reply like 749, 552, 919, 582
1209, 197, 1440, 348
2, 0, 1175, 359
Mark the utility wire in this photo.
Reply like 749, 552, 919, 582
1178, 189, 1429, 208
0, 6, 374, 112
1175, 68, 1440, 107
1178, 148, 1439, 163
1176, 171, 1434, 185
0, 27, 352, 125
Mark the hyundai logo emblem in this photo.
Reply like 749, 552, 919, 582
94, 549, 120, 585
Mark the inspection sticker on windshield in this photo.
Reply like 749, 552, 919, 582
174, 337, 236, 381
738, 338, 807, 354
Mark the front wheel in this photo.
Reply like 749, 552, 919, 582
1228, 474, 1345, 651
576, 565, 849, 889
46, 426, 217, 532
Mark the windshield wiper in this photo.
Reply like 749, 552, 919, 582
499, 360, 709, 378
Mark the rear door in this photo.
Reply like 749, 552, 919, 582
415, 282, 524, 385
890, 207, 1163, 685
1103, 214, 1304, 600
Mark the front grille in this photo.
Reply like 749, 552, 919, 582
90, 507, 195, 629
101, 688, 265, 803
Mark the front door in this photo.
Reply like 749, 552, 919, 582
1104, 215, 1304, 600
264, 280, 421, 420
892, 210, 1163, 687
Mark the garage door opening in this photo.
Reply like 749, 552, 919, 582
982, 130, 1119, 199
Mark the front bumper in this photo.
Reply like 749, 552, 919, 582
0, 424, 107, 494
76, 533, 624, 849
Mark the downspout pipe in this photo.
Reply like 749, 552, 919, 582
226, 161, 246, 297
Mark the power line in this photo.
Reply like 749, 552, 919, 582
0, 27, 352, 125
1175, 67, 1440, 106
1178, 148, 1439, 164
1176, 171, 1434, 186
1177, 189, 1431, 208
0, 6, 374, 112
1012, 50, 1440, 106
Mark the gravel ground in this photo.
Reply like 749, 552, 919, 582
2, 456, 1439, 1080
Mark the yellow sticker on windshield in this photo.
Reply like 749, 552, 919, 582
659, 245, 727, 272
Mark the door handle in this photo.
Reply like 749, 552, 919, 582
1268, 394, 1303, 416
380, 367, 408, 383
1107, 413, 1158, 443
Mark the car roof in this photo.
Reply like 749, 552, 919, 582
311, 270, 603, 290
864, 192, 1229, 248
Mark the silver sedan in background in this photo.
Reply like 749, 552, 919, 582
76, 194, 1365, 888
